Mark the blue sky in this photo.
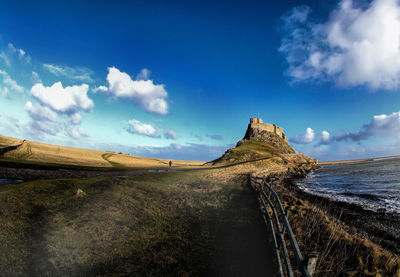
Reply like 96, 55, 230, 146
1, 0, 400, 161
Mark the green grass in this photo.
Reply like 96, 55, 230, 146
214, 140, 279, 165
0, 170, 276, 276
233, 140, 278, 156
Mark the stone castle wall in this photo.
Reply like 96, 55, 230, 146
249, 118, 287, 142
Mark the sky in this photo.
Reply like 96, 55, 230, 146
1, 0, 400, 161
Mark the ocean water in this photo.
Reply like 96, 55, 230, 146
297, 156, 400, 214
0, 178, 23, 185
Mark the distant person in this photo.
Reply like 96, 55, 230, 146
169, 160, 172, 168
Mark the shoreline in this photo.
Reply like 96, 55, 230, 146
284, 174, 400, 256
318, 158, 372, 165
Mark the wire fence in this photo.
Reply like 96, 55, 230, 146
249, 175, 316, 277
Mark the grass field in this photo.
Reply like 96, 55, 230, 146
3, 134, 397, 276
0, 168, 277, 277
0, 135, 204, 170
0, 135, 22, 148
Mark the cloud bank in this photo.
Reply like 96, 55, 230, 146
280, 0, 400, 89
292, 111, 400, 150
320, 111, 400, 144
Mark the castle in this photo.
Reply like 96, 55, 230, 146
248, 117, 288, 142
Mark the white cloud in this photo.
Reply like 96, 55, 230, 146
136, 68, 151, 80
127, 119, 160, 138
332, 111, 400, 142
30, 82, 93, 114
25, 116, 61, 138
7, 43, 16, 54
24, 101, 61, 138
65, 126, 88, 139
104, 67, 168, 115
164, 129, 177, 140
31, 71, 41, 83
69, 112, 82, 125
18, 49, 25, 59
366, 112, 400, 136
43, 63, 94, 83
0, 52, 10, 66
92, 85, 108, 93
0, 114, 24, 138
290, 127, 315, 144
24, 101, 58, 122
0, 70, 24, 93
7, 43, 30, 65
23, 101, 89, 139
301, 111, 400, 147
0, 87, 9, 97
280, 0, 400, 89
321, 131, 330, 142
304, 128, 315, 143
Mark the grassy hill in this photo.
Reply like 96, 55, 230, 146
209, 140, 280, 166
0, 135, 204, 169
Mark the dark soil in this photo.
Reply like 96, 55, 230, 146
0, 165, 148, 181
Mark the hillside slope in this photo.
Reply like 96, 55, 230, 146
0, 134, 203, 169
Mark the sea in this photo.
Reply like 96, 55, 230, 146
0, 178, 23, 185
297, 156, 400, 214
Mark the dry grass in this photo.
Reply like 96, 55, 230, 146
0, 135, 22, 147
0, 135, 204, 169
3, 133, 397, 276
0, 169, 276, 276
206, 157, 287, 184
279, 193, 400, 277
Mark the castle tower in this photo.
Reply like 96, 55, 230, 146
248, 117, 287, 142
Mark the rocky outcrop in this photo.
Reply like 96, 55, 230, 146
249, 153, 318, 179
209, 120, 299, 165
239, 124, 295, 154
282, 153, 318, 177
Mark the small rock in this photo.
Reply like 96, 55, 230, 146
75, 188, 86, 198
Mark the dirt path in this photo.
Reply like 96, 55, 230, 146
209, 183, 280, 276
101, 153, 125, 168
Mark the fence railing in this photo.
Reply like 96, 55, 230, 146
249, 175, 316, 277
